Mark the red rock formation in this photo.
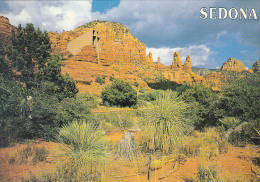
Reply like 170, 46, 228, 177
0, 16, 15, 45
74, 21, 148, 65
69, 45, 98, 63
205, 71, 226, 86
183, 55, 192, 72
172, 52, 182, 71
220, 58, 246, 72
146, 52, 154, 63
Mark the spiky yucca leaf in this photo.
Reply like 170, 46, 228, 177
144, 90, 190, 153
57, 120, 106, 163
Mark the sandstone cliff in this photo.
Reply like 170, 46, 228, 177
172, 52, 182, 71
183, 55, 192, 72
48, 21, 205, 93
220, 58, 246, 72
0, 16, 15, 45
74, 21, 147, 66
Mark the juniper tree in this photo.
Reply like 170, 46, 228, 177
7, 23, 51, 90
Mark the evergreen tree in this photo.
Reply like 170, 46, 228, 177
7, 23, 51, 90
43, 52, 78, 99
0, 43, 12, 78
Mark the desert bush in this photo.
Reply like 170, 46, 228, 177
133, 81, 139, 87
147, 79, 190, 94
101, 79, 137, 107
76, 92, 98, 109
133, 100, 147, 109
56, 120, 107, 163
139, 86, 147, 93
195, 165, 218, 182
24, 158, 104, 182
178, 128, 229, 158
181, 85, 224, 130
8, 145, 48, 165
94, 111, 135, 131
220, 73, 260, 123
138, 90, 162, 102
27, 92, 92, 139
32, 146, 49, 164
219, 117, 240, 130
95, 76, 105, 85
51, 120, 107, 181
140, 90, 191, 154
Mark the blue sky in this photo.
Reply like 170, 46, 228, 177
0, 0, 259, 69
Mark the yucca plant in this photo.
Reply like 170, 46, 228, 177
57, 120, 107, 163
142, 90, 190, 154
219, 117, 240, 130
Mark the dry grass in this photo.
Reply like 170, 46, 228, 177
8, 145, 48, 165
178, 127, 229, 159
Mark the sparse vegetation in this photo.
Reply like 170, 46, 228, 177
8, 145, 48, 165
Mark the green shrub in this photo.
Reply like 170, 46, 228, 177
94, 111, 135, 131
76, 92, 98, 109
133, 81, 139, 87
138, 90, 162, 102
181, 85, 224, 130
95, 76, 105, 85
220, 73, 260, 123
139, 86, 147, 93
133, 100, 147, 109
101, 79, 137, 107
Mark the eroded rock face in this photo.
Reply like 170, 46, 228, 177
220, 58, 246, 72
251, 60, 260, 73
69, 45, 98, 63
172, 52, 182, 71
0, 16, 15, 45
183, 55, 192, 72
49, 21, 206, 93
74, 21, 147, 65
205, 71, 226, 86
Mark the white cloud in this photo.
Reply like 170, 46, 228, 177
3, 1, 93, 32
93, 0, 260, 48
147, 45, 211, 66
4, 9, 32, 25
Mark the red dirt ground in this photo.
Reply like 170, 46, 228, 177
0, 136, 259, 182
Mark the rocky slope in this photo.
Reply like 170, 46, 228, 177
6, 16, 258, 94
0, 16, 15, 45
192, 67, 211, 76
220, 58, 246, 72
49, 21, 204, 94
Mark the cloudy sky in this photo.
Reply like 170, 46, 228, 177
0, 0, 259, 68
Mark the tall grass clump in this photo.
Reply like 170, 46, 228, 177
55, 120, 107, 181
57, 120, 107, 163
219, 117, 240, 130
141, 90, 191, 154
179, 128, 229, 158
